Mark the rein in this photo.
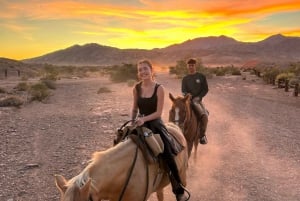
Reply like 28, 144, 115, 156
118, 141, 149, 201
118, 145, 139, 201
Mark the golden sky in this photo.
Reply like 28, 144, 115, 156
0, 0, 300, 60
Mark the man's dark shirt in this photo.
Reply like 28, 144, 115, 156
182, 72, 208, 101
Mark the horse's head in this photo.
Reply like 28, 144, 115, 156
169, 93, 192, 129
113, 128, 124, 145
55, 174, 91, 201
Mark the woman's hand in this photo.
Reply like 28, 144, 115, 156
134, 117, 145, 126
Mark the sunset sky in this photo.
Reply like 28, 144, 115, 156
0, 0, 300, 60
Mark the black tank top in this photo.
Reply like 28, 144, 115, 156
136, 82, 160, 116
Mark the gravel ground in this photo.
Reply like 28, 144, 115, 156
1, 72, 299, 201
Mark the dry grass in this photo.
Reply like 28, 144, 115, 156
0, 95, 24, 107
97, 87, 112, 94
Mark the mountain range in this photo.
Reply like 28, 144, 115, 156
22, 34, 300, 67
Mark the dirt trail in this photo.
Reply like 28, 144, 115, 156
1, 73, 299, 201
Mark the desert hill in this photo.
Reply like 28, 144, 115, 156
17, 34, 300, 67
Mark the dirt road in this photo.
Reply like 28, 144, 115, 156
1, 73, 299, 201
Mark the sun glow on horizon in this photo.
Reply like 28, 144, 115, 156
0, 0, 300, 60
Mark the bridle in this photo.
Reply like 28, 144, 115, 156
171, 106, 186, 130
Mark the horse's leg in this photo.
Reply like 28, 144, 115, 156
187, 141, 193, 158
156, 189, 164, 201
193, 141, 198, 162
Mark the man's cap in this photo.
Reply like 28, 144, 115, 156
187, 58, 197, 64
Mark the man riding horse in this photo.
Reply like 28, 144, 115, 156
181, 58, 209, 145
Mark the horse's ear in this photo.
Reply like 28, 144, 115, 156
55, 174, 68, 193
80, 178, 91, 199
183, 93, 191, 102
169, 93, 175, 102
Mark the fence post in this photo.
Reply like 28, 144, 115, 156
285, 79, 289, 92
294, 83, 299, 97
4, 69, 8, 78
272, 77, 275, 85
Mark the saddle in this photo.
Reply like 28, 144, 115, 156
116, 122, 183, 164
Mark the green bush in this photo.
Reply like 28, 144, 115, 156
289, 77, 300, 87
30, 82, 50, 101
109, 63, 137, 82
42, 65, 59, 80
15, 82, 29, 91
168, 59, 205, 78
127, 79, 136, 87
42, 80, 57, 90
276, 72, 295, 82
231, 68, 241, 75
262, 68, 280, 84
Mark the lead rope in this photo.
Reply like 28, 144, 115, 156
118, 145, 139, 201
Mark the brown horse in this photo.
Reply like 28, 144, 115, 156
169, 93, 202, 159
55, 123, 188, 201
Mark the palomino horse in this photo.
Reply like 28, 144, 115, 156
169, 93, 203, 159
55, 123, 188, 201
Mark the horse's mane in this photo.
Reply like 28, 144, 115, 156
67, 165, 91, 188
66, 140, 133, 189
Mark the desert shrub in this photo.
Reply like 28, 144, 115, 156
0, 87, 6, 93
21, 76, 29, 81
30, 82, 50, 101
231, 68, 241, 75
127, 79, 136, 87
42, 79, 57, 89
0, 95, 23, 107
15, 82, 29, 91
87, 66, 100, 72
287, 62, 300, 76
276, 72, 295, 82
289, 77, 300, 87
97, 87, 112, 94
169, 59, 205, 78
262, 68, 280, 84
212, 67, 226, 76
109, 63, 137, 82
42, 65, 59, 80
61, 66, 76, 75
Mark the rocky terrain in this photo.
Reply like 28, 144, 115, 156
0, 72, 299, 201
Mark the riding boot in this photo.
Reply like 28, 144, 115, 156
199, 114, 208, 144
159, 129, 188, 200
169, 174, 188, 201
166, 157, 184, 194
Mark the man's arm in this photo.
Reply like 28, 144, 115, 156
181, 77, 188, 96
198, 74, 208, 99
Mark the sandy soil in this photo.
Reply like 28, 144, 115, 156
0, 72, 299, 201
